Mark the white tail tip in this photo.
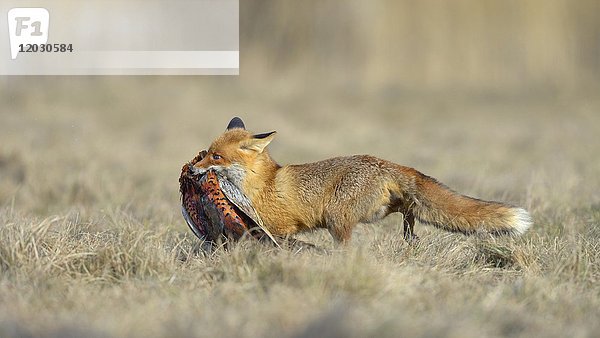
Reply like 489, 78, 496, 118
511, 208, 533, 235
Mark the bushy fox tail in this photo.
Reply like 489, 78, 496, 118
411, 172, 532, 235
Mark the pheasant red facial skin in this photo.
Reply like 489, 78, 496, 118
179, 161, 210, 239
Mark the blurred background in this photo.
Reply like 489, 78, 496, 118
1, 0, 599, 217
243, 0, 600, 92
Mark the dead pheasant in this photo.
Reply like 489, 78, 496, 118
179, 150, 279, 246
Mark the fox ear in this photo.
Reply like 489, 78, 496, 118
253, 131, 276, 140
241, 131, 276, 153
226, 117, 245, 130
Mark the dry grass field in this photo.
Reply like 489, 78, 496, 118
2, 1, 600, 337
1, 78, 599, 338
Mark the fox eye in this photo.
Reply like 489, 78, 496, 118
212, 154, 222, 161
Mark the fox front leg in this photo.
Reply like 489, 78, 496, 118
324, 212, 354, 244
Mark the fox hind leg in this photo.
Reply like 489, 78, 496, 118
402, 208, 418, 241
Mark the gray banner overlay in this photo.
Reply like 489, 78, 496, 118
0, 0, 239, 75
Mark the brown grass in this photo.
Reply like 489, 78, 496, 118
1, 77, 599, 337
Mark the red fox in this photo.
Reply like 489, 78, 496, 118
192, 117, 532, 243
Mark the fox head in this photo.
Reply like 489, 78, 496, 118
193, 117, 277, 188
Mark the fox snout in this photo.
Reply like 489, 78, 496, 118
192, 157, 229, 176
192, 158, 211, 175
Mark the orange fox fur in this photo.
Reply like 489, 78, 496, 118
192, 117, 532, 243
